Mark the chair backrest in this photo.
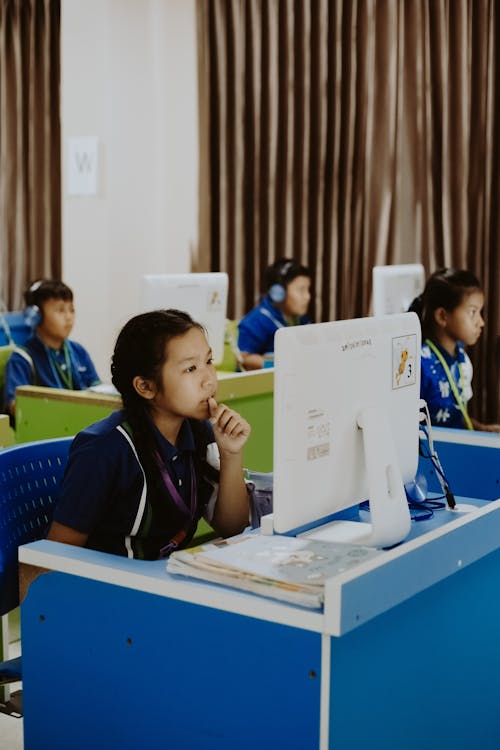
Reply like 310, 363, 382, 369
0, 437, 73, 616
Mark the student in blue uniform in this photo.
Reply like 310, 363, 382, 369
3, 279, 100, 417
409, 268, 499, 432
237, 258, 312, 370
47, 309, 251, 559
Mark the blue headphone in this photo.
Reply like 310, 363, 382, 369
268, 261, 295, 304
24, 280, 44, 329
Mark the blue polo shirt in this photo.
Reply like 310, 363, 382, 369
3, 334, 100, 410
52, 410, 220, 559
420, 340, 473, 429
237, 295, 311, 355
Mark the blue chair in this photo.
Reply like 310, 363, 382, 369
0, 437, 72, 711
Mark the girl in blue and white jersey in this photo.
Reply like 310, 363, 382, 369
409, 268, 499, 432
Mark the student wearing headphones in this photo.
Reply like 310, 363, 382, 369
3, 279, 101, 417
237, 258, 312, 371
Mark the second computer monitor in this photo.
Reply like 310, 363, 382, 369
372, 264, 425, 316
141, 273, 228, 365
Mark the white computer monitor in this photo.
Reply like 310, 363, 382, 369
141, 273, 228, 365
372, 264, 425, 316
272, 313, 421, 548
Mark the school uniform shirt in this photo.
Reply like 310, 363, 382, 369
52, 410, 220, 560
237, 295, 311, 355
3, 334, 100, 409
420, 340, 473, 429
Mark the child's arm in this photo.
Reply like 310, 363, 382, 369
239, 351, 265, 371
470, 417, 500, 433
208, 397, 251, 537
47, 521, 89, 547
4, 349, 34, 415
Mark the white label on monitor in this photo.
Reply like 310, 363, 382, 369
207, 289, 224, 311
392, 334, 417, 389
306, 409, 331, 461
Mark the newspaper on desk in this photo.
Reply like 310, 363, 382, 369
167, 534, 382, 609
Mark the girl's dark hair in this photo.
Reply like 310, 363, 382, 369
111, 309, 205, 498
111, 308, 203, 406
408, 268, 482, 339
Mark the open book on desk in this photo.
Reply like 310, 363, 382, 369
167, 534, 382, 609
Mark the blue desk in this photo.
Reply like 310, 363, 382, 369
418, 426, 500, 500
19, 489, 500, 750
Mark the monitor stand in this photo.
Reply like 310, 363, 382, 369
301, 406, 412, 549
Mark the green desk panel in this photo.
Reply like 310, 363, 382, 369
15, 371, 274, 472
15, 388, 118, 442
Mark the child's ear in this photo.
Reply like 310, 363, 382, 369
433, 307, 448, 328
132, 376, 156, 400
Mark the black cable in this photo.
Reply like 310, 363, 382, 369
418, 431, 456, 510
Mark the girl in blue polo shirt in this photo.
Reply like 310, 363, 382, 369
237, 258, 312, 370
4, 279, 100, 417
47, 309, 251, 559
410, 268, 499, 432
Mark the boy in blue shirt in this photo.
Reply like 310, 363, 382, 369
237, 258, 312, 370
4, 279, 100, 417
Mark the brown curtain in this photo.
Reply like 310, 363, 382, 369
0, 0, 61, 310
197, 0, 500, 424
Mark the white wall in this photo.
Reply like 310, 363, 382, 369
61, 0, 198, 380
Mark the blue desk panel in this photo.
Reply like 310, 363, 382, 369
22, 571, 321, 750
417, 427, 500, 501
330, 546, 500, 749
19, 485, 500, 749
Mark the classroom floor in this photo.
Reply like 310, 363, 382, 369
0, 611, 23, 750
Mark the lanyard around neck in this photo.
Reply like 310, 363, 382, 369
425, 339, 473, 430
155, 451, 197, 557
48, 342, 74, 389
260, 306, 285, 329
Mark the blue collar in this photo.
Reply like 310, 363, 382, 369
148, 415, 196, 463
428, 339, 466, 366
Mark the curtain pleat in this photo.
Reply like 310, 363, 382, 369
198, 0, 499, 422
0, 0, 61, 310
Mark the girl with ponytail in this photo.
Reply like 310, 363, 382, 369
48, 309, 251, 558
409, 269, 499, 432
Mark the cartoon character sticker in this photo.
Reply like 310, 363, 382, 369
207, 289, 223, 311
392, 334, 417, 389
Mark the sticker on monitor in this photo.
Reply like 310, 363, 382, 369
392, 334, 417, 389
306, 408, 331, 461
207, 289, 224, 312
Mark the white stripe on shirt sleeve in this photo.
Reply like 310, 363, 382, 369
116, 425, 148, 557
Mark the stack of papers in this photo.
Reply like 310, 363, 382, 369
167, 534, 382, 609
